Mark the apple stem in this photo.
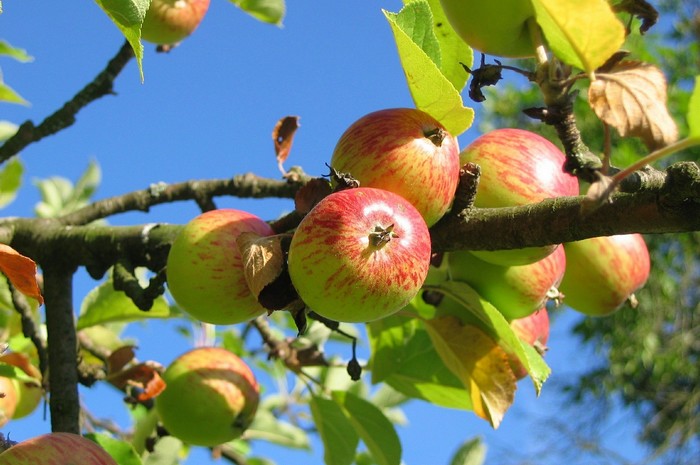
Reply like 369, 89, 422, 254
424, 127, 446, 147
368, 224, 398, 248
527, 17, 549, 66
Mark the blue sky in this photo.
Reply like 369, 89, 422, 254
0, 1, 652, 464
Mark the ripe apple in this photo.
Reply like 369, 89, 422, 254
448, 245, 565, 320
460, 128, 579, 266
0, 376, 18, 427
329, 108, 461, 227
141, 0, 210, 45
0, 432, 117, 464
166, 209, 274, 325
438, 0, 536, 58
559, 233, 651, 316
287, 187, 432, 323
155, 347, 259, 446
508, 308, 549, 379
0, 352, 42, 420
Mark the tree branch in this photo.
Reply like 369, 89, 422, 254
0, 40, 134, 164
43, 264, 80, 434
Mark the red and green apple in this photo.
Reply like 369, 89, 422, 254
287, 187, 432, 323
460, 128, 579, 265
330, 108, 461, 227
141, 0, 210, 45
560, 233, 651, 316
166, 209, 274, 325
0, 432, 117, 464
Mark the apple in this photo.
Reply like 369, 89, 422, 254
329, 108, 461, 227
559, 233, 651, 316
0, 377, 18, 427
448, 245, 565, 320
0, 352, 42, 419
155, 347, 259, 447
0, 432, 117, 464
141, 0, 210, 46
508, 308, 549, 379
166, 209, 274, 325
287, 187, 432, 323
459, 128, 579, 266
439, 0, 536, 58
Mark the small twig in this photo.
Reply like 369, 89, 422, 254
0, 40, 134, 164
112, 260, 167, 311
8, 279, 48, 379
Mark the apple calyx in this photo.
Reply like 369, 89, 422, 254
368, 224, 398, 249
424, 126, 447, 147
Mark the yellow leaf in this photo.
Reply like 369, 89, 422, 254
532, 0, 625, 73
425, 316, 516, 428
589, 60, 679, 150
0, 244, 43, 305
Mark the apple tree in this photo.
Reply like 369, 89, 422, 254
0, 0, 699, 464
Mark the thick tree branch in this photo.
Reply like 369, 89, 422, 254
43, 264, 80, 434
0, 41, 134, 164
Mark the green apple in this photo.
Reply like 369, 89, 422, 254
460, 128, 579, 266
155, 347, 259, 446
287, 187, 432, 323
141, 0, 210, 46
0, 432, 117, 464
330, 108, 461, 227
439, 0, 536, 58
448, 245, 565, 320
166, 209, 274, 325
560, 234, 651, 316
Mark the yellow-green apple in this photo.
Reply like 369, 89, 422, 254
448, 245, 565, 320
0, 352, 42, 420
0, 432, 117, 464
560, 233, 651, 316
329, 108, 461, 227
460, 128, 579, 265
141, 0, 210, 45
287, 187, 432, 323
508, 308, 549, 379
166, 209, 274, 325
438, 0, 536, 58
0, 376, 17, 427
155, 347, 259, 446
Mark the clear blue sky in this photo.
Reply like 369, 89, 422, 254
0, 1, 651, 464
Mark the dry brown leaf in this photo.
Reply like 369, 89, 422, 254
272, 116, 300, 175
589, 60, 678, 150
294, 178, 332, 214
0, 244, 43, 305
106, 345, 137, 375
237, 232, 286, 299
106, 361, 165, 402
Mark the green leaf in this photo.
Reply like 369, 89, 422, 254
71, 159, 102, 209
688, 75, 700, 140
86, 433, 143, 465
310, 395, 359, 465
245, 408, 311, 449
532, 0, 625, 73
332, 391, 402, 465
368, 311, 472, 410
426, 281, 551, 392
142, 436, 182, 465
422, 0, 472, 91
0, 157, 23, 209
449, 437, 487, 465
394, 1, 441, 66
33, 160, 101, 217
0, 121, 18, 142
0, 40, 33, 62
77, 270, 172, 330
229, 0, 285, 26
94, 0, 147, 81
0, 81, 28, 105
385, 3, 473, 136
